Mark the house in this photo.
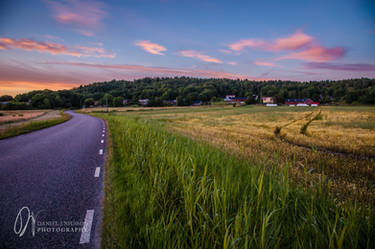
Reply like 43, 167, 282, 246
163, 99, 177, 106
262, 97, 275, 104
93, 101, 100, 106
224, 95, 246, 103
285, 98, 320, 106
138, 99, 149, 106
191, 100, 202, 106
224, 95, 236, 102
123, 99, 130, 105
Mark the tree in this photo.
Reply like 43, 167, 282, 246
0, 95, 13, 101
101, 93, 113, 107
113, 97, 123, 107
70, 94, 82, 109
84, 98, 95, 107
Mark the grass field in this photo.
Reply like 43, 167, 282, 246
0, 110, 48, 125
91, 105, 375, 249
0, 111, 71, 139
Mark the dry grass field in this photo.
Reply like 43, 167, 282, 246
95, 105, 375, 205
0, 110, 47, 125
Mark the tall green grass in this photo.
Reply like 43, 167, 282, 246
99, 114, 374, 249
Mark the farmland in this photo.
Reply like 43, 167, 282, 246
91, 105, 375, 249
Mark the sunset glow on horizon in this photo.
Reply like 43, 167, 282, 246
0, 0, 374, 96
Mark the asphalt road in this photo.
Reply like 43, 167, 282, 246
0, 111, 106, 249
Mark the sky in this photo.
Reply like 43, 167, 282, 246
0, 0, 375, 96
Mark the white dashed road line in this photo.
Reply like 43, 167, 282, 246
94, 167, 101, 177
101, 140, 104, 143
102, 134, 104, 137
99, 149, 103, 155
79, 209, 95, 244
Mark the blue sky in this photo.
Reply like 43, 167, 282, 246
0, 0, 374, 95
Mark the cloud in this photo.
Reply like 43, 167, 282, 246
278, 45, 346, 62
46, 0, 106, 35
227, 61, 237, 65
135, 40, 167, 55
229, 39, 264, 51
78, 30, 95, 37
218, 49, 233, 54
268, 30, 313, 51
304, 62, 375, 71
229, 30, 312, 52
179, 50, 222, 63
228, 30, 343, 62
0, 37, 115, 58
254, 60, 275, 67
42, 61, 266, 80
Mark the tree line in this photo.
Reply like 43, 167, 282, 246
1, 77, 374, 110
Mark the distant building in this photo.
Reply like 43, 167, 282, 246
224, 95, 236, 102
123, 99, 130, 105
93, 101, 99, 106
163, 99, 177, 106
262, 97, 275, 104
224, 95, 246, 103
191, 100, 202, 106
138, 99, 149, 106
285, 98, 320, 106
266, 104, 278, 107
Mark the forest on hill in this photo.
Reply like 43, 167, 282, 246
1, 77, 375, 109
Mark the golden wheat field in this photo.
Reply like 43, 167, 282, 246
92, 105, 375, 205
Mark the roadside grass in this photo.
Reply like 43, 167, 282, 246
95, 113, 374, 249
0, 111, 71, 139
115, 105, 375, 204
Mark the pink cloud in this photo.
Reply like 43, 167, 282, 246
278, 45, 346, 62
179, 50, 222, 63
47, 0, 106, 35
78, 30, 95, 37
304, 62, 375, 71
135, 40, 167, 55
228, 30, 314, 52
41, 61, 267, 80
228, 61, 237, 65
218, 49, 233, 54
267, 30, 313, 51
254, 60, 275, 67
0, 37, 115, 58
229, 39, 264, 51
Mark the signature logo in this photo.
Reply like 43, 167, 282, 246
14, 206, 43, 237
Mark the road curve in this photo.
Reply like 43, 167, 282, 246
0, 111, 106, 249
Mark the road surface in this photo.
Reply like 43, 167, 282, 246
0, 111, 106, 249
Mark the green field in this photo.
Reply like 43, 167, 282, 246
91, 105, 375, 249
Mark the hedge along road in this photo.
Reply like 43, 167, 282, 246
0, 111, 106, 249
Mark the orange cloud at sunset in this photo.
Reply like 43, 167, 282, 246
0, 60, 270, 96
179, 50, 222, 63
0, 81, 80, 96
0, 37, 115, 58
135, 41, 167, 55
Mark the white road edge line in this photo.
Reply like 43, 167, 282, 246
79, 209, 94, 244
101, 140, 104, 143
94, 167, 101, 177
99, 149, 103, 155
